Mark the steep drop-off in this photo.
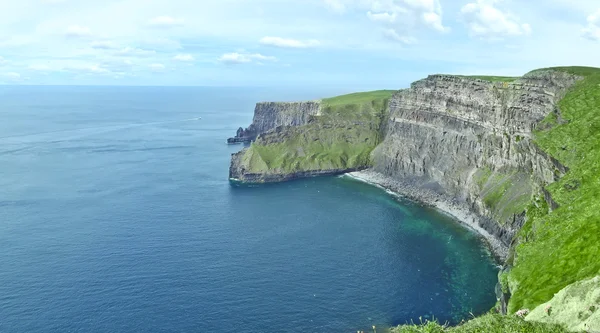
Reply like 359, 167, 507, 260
372, 71, 579, 251
227, 68, 600, 331
227, 101, 321, 143
229, 91, 393, 182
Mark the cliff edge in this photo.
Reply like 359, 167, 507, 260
229, 91, 394, 182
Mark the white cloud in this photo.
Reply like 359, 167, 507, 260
461, 0, 532, 39
100, 59, 135, 73
114, 47, 156, 57
65, 25, 91, 38
259, 36, 320, 48
367, 11, 397, 24
149, 63, 166, 71
0, 56, 6, 65
79, 65, 108, 73
328, 0, 449, 43
90, 40, 118, 50
173, 54, 194, 61
28, 64, 54, 71
141, 38, 182, 50
323, 0, 347, 13
383, 28, 417, 44
218, 52, 277, 64
582, 10, 600, 41
3, 72, 21, 80
148, 16, 184, 28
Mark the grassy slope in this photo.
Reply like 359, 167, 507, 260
508, 67, 600, 313
241, 91, 394, 175
473, 168, 533, 224
322, 90, 397, 106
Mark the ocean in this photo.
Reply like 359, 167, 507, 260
0, 86, 498, 332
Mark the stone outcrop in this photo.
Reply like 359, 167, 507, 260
227, 101, 321, 143
525, 275, 600, 331
370, 71, 580, 249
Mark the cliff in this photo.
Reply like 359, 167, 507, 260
227, 67, 600, 331
372, 71, 579, 250
229, 91, 393, 182
227, 101, 320, 143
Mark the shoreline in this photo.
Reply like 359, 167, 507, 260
344, 169, 508, 262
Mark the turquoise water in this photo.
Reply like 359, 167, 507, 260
0, 86, 498, 332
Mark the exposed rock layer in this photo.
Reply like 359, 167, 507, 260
229, 97, 388, 182
371, 71, 580, 249
228, 70, 581, 256
227, 101, 320, 143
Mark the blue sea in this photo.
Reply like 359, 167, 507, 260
0, 86, 498, 333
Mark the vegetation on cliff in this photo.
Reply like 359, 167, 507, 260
457, 75, 519, 83
230, 91, 393, 181
507, 67, 600, 314
391, 314, 567, 333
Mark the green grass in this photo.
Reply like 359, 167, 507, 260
391, 314, 567, 333
321, 90, 395, 107
474, 168, 533, 224
455, 75, 520, 83
508, 67, 600, 313
237, 91, 392, 177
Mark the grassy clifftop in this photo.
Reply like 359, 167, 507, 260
456, 75, 519, 83
321, 90, 396, 106
231, 91, 394, 181
507, 67, 600, 313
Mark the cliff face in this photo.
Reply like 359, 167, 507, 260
371, 71, 580, 247
228, 101, 320, 143
229, 93, 391, 182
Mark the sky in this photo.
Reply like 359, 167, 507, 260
1, 0, 600, 89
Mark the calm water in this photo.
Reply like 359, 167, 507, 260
0, 86, 498, 333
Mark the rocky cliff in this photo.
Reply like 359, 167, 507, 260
371, 71, 580, 250
229, 91, 392, 182
227, 101, 320, 143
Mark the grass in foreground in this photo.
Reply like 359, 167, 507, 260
507, 66, 600, 312
392, 314, 567, 333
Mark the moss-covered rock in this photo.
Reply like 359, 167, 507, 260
526, 276, 600, 331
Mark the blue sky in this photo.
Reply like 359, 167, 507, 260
1, 0, 600, 89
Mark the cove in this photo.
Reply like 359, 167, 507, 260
0, 86, 498, 333
229, 176, 499, 331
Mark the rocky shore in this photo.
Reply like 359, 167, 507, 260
345, 169, 508, 261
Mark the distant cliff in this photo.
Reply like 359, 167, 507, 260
227, 101, 320, 143
229, 91, 393, 182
